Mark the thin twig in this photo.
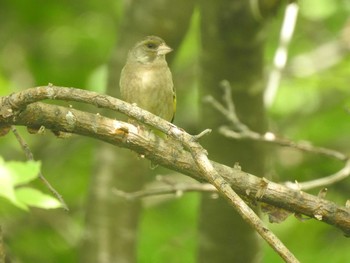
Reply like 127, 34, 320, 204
221, 80, 235, 117
176, 131, 299, 263
193, 129, 212, 140
205, 85, 349, 191
286, 159, 350, 191
219, 126, 347, 161
219, 125, 350, 189
11, 126, 69, 211
112, 183, 216, 200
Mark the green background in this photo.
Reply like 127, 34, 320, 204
1, 0, 350, 262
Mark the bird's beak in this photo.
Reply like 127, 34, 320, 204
157, 43, 173, 55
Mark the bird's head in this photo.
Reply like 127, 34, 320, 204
130, 36, 172, 64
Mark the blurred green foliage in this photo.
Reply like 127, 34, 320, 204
0, 0, 350, 262
0, 158, 62, 210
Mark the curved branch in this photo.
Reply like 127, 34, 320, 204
1, 86, 350, 238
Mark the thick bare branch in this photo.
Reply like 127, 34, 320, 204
1, 86, 350, 238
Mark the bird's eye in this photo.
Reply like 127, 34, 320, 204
146, 42, 156, 49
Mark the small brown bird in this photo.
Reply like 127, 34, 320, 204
120, 36, 176, 125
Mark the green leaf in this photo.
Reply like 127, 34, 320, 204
15, 187, 62, 209
0, 157, 28, 210
6, 160, 41, 185
0, 157, 43, 210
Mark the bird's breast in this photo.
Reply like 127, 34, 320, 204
120, 62, 174, 122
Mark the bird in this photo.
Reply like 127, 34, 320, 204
120, 36, 176, 131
